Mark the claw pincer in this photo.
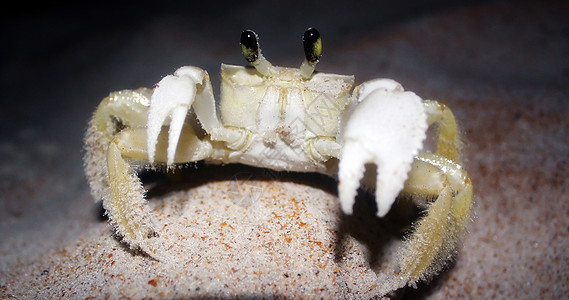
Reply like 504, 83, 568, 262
339, 79, 427, 217
147, 66, 205, 165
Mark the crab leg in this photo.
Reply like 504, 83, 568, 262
106, 141, 156, 245
424, 100, 463, 162
398, 151, 473, 282
84, 89, 158, 250
85, 87, 216, 256
394, 100, 471, 282
114, 127, 213, 163
84, 89, 152, 201
105, 125, 214, 251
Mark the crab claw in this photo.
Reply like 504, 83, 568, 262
338, 79, 427, 217
147, 66, 205, 165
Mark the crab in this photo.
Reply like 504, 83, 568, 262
83, 28, 473, 285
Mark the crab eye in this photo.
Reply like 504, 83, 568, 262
303, 28, 322, 64
240, 29, 260, 63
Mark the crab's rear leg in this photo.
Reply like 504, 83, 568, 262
105, 125, 213, 251
84, 89, 152, 201
84, 89, 156, 249
395, 100, 473, 283
84, 89, 212, 256
424, 100, 463, 162
106, 141, 156, 245
397, 152, 473, 283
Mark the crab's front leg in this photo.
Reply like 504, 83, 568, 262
338, 79, 428, 217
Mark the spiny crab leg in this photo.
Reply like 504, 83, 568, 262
147, 66, 205, 165
338, 79, 428, 217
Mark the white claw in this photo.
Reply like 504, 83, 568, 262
338, 142, 370, 214
339, 79, 427, 217
147, 67, 204, 165
166, 106, 188, 165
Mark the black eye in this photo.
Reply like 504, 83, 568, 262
303, 27, 321, 64
240, 29, 259, 63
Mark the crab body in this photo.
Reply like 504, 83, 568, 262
83, 28, 473, 289
219, 64, 355, 171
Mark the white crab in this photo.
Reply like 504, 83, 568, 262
84, 28, 473, 283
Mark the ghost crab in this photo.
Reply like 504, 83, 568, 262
84, 28, 473, 284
